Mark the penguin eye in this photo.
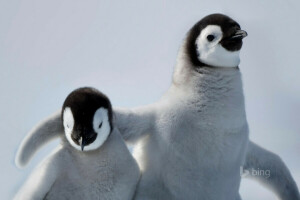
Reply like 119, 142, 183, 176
207, 35, 215, 42
98, 122, 103, 129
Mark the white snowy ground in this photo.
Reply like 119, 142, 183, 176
0, 0, 299, 199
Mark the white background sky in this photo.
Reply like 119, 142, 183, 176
0, 0, 299, 199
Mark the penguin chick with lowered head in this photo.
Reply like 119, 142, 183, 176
15, 87, 140, 200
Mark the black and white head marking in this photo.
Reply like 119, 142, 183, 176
62, 87, 113, 151
186, 13, 247, 68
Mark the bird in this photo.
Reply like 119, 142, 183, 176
15, 87, 140, 200
15, 14, 300, 200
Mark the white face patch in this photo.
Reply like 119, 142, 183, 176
63, 107, 81, 150
87, 107, 111, 151
196, 25, 240, 68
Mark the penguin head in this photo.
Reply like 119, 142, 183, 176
186, 13, 247, 68
62, 87, 113, 152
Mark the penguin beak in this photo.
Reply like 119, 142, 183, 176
80, 137, 86, 151
231, 30, 248, 39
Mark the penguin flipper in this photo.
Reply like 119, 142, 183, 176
114, 105, 156, 143
15, 110, 64, 168
244, 141, 300, 200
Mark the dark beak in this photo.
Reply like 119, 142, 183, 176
81, 137, 86, 151
231, 30, 248, 39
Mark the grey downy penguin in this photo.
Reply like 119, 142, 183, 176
15, 87, 140, 200
15, 14, 299, 200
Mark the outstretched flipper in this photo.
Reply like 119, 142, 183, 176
15, 111, 64, 168
113, 105, 156, 143
243, 141, 300, 200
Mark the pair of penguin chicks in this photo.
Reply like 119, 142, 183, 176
15, 13, 300, 200
15, 87, 140, 200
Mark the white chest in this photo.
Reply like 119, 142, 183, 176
135, 92, 249, 199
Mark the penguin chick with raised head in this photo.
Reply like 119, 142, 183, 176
14, 87, 140, 200
115, 14, 299, 200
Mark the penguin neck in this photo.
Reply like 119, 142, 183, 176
168, 64, 246, 128
170, 42, 245, 107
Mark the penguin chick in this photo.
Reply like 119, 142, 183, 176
115, 14, 299, 200
14, 87, 140, 200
